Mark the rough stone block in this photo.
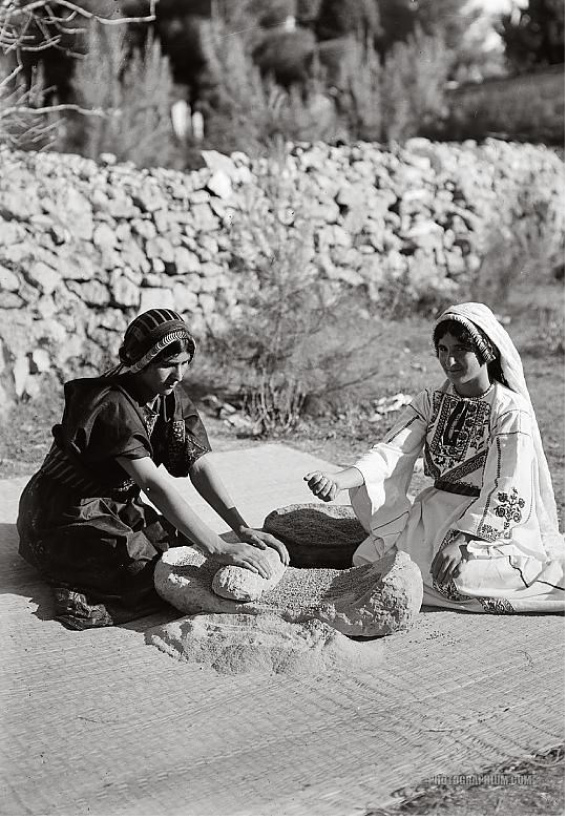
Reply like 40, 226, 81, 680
67, 280, 110, 306
111, 275, 140, 308
0, 265, 20, 292
207, 170, 232, 199
191, 203, 218, 233
201, 149, 238, 179
27, 261, 61, 295
155, 546, 422, 638
139, 287, 175, 312
1, 292, 24, 309
93, 223, 117, 251
173, 246, 200, 274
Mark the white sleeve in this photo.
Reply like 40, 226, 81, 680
354, 390, 429, 514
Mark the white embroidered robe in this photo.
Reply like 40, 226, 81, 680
350, 381, 565, 613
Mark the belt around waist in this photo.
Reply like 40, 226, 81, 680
434, 478, 480, 497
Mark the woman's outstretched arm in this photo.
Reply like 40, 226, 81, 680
188, 455, 289, 563
304, 466, 364, 502
117, 455, 276, 577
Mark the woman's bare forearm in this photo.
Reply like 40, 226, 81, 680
144, 480, 225, 556
189, 456, 249, 533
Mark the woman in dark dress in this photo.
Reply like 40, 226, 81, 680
17, 309, 288, 629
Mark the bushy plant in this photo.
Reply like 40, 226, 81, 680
201, 20, 337, 154
205, 149, 387, 432
0, 56, 57, 150
441, 70, 564, 145
501, 0, 565, 72
327, 29, 451, 143
381, 27, 452, 141
315, 0, 380, 43
335, 36, 382, 141
63, 21, 177, 167
252, 27, 316, 86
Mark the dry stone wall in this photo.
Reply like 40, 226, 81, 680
0, 138, 563, 410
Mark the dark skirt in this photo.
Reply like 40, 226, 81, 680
17, 472, 179, 629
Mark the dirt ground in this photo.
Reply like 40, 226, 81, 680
1, 280, 563, 815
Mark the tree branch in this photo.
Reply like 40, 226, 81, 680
0, 0, 158, 27
0, 101, 108, 118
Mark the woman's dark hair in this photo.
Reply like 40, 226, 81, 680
433, 319, 507, 386
433, 320, 478, 355
150, 338, 194, 366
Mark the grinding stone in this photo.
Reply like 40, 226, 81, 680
155, 546, 423, 638
263, 503, 367, 568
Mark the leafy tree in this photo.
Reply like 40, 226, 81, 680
500, 0, 564, 72
412, 0, 479, 51
68, 23, 176, 167
211, 0, 293, 38
381, 27, 452, 141
0, 1, 157, 149
375, 0, 477, 59
335, 37, 382, 141
315, 0, 380, 42
0, 0, 124, 100
374, 0, 415, 52
296, 0, 323, 26
252, 28, 316, 86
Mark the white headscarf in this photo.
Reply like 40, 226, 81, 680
436, 302, 564, 558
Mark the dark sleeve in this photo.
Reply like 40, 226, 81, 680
67, 392, 151, 465
164, 385, 211, 477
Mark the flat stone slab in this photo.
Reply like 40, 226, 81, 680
147, 612, 382, 676
263, 502, 366, 568
154, 546, 423, 638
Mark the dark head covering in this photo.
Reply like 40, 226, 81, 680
116, 309, 195, 373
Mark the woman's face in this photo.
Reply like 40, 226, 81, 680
136, 351, 191, 400
436, 331, 489, 394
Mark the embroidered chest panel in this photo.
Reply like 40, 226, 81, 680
425, 391, 491, 478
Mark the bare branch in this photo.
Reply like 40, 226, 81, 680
0, 60, 22, 85
0, 101, 107, 118
0, 0, 158, 27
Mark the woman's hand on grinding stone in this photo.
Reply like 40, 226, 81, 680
238, 527, 290, 565
216, 542, 274, 578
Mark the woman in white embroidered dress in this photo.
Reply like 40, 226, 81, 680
305, 303, 565, 613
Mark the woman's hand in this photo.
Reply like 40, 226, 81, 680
431, 535, 468, 584
304, 471, 340, 502
238, 527, 290, 565
215, 541, 275, 579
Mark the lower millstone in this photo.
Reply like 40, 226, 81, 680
154, 546, 423, 638
263, 503, 367, 569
